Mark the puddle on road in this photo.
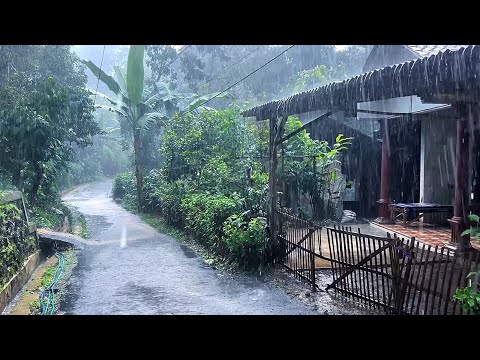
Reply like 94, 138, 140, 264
180, 244, 197, 258
84, 214, 112, 239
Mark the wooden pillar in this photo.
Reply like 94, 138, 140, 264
375, 119, 392, 223
448, 105, 471, 251
267, 116, 288, 262
268, 117, 279, 260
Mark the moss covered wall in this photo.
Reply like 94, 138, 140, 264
0, 192, 38, 288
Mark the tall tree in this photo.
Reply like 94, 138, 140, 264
0, 45, 100, 204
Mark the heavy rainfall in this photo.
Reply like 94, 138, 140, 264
0, 45, 479, 315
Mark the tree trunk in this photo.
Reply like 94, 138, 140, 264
11, 164, 22, 190
29, 163, 43, 206
133, 131, 144, 212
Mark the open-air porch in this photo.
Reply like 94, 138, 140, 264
242, 45, 480, 253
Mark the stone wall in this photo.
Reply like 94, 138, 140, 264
0, 191, 38, 310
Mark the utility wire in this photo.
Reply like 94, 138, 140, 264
202, 45, 263, 86
154, 45, 191, 82
93, 45, 106, 105
171, 45, 191, 65
182, 45, 295, 116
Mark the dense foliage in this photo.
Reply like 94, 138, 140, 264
0, 201, 37, 287
453, 214, 480, 313
1, 45, 361, 271
113, 106, 348, 269
281, 117, 352, 220
0, 45, 100, 206
453, 269, 480, 314
113, 106, 270, 269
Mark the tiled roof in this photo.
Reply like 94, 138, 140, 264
406, 45, 469, 58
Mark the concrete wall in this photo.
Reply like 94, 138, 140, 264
0, 251, 42, 314
419, 116, 457, 222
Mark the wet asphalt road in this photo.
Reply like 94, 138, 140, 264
59, 180, 315, 315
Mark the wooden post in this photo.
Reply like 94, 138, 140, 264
268, 117, 279, 261
313, 156, 317, 220
281, 143, 286, 208
375, 119, 392, 223
448, 104, 471, 251
268, 116, 288, 262
309, 223, 316, 292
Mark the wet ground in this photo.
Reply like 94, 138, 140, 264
59, 180, 382, 315
59, 180, 320, 315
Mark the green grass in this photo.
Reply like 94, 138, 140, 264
139, 213, 187, 242
32, 207, 61, 229
28, 299, 40, 312
41, 265, 56, 287
79, 215, 87, 239
122, 199, 139, 214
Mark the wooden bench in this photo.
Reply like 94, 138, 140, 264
389, 203, 453, 227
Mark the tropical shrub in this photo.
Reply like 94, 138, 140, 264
181, 193, 243, 248
461, 214, 480, 238
453, 270, 480, 314
223, 213, 268, 269
153, 177, 193, 226
112, 172, 137, 210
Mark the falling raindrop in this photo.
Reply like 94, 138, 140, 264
120, 226, 127, 248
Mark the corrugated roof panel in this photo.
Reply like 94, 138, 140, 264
406, 45, 469, 58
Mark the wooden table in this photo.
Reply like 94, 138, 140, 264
389, 203, 453, 227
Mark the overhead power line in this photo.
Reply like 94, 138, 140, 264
93, 45, 106, 105
182, 45, 295, 116
203, 45, 263, 85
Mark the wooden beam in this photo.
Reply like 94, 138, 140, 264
276, 111, 332, 145
421, 94, 480, 105
356, 109, 408, 117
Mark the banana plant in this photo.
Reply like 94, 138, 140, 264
82, 45, 161, 211
82, 45, 234, 211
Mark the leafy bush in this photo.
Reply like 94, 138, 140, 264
461, 214, 480, 238
32, 207, 60, 229
223, 213, 268, 269
142, 169, 164, 212
112, 172, 135, 200
198, 157, 238, 195
282, 116, 351, 221
112, 172, 137, 210
453, 268, 480, 314
244, 165, 268, 217
181, 193, 243, 248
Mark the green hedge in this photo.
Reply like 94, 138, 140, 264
112, 171, 268, 270
181, 192, 243, 248
223, 213, 268, 269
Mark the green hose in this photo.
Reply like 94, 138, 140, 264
39, 251, 65, 315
